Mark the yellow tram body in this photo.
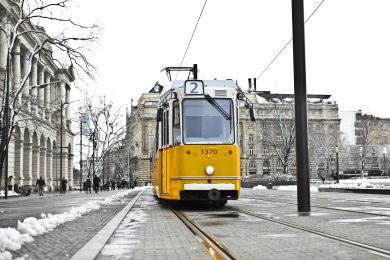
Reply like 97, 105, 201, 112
153, 144, 240, 201
151, 79, 251, 203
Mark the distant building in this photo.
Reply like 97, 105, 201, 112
125, 85, 161, 185
239, 89, 340, 179
339, 110, 390, 177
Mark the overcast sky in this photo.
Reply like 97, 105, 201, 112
69, 0, 390, 118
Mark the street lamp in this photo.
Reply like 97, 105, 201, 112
54, 99, 78, 193
335, 145, 339, 183
383, 147, 387, 176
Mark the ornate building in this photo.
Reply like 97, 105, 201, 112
125, 89, 160, 185
239, 89, 340, 178
0, 1, 74, 191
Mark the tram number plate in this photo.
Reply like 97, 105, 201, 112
201, 149, 217, 155
185, 80, 204, 95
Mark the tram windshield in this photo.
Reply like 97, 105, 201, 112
183, 99, 234, 144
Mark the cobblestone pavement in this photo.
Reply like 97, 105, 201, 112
96, 189, 211, 260
0, 189, 140, 260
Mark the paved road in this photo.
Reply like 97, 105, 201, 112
1, 188, 390, 259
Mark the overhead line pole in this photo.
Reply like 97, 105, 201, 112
291, 0, 311, 212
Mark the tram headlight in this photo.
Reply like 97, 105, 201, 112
205, 165, 214, 175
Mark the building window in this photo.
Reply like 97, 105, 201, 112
249, 147, 254, 155
249, 134, 254, 141
262, 123, 267, 129
263, 148, 268, 155
277, 160, 282, 167
249, 161, 256, 168
277, 135, 282, 141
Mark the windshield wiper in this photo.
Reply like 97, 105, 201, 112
204, 94, 231, 120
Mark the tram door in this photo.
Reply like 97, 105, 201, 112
161, 109, 169, 194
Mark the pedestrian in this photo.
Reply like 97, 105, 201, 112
86, 178, 92, 194
36, 176, 46, 196
93, 175, 100, 193
133, 178, 137, 187
7, 176, 13, 191
60, 177, 68, 194
320, 174, 325, 184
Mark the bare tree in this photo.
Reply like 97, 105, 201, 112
0, 0, 99, 187
355, 112, 377, 177
309, 132, 338, 178
80, 95, 126, 181
263, 98, 296, 174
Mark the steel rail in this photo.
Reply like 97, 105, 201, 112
247, 196, 390, 218
226, 206, 390, 258
171, 207, 236, 260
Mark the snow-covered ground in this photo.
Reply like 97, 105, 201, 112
0, 191, 20, 198
252, 178, 390, 192
0, 187, 147, 260
320, 178, 390, 190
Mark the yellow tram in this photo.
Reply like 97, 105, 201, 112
152, 77, 254, 205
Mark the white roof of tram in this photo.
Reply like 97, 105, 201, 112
167, 79, 237, 92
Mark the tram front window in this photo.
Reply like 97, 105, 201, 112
183, 99, 234, 144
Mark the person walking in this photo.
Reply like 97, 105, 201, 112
60, 177, 68, 194
93, 175, 100, 193
86, 178, 92, 194
7, 176, 13, 191
36, 177, 46, 196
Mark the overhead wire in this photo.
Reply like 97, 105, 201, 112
256, 0, 326, 80
174, 0, 208, 81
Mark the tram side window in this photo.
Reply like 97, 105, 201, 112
172, 102, 181, 146
163, 110, 169, 146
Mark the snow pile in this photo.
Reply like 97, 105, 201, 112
0, 189, 134, 259
0, 191, 20, 197
320, 180, 390, 190
277, 185, 319, 192
253, 185, 267, 190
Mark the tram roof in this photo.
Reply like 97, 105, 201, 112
167, 79, 236, 91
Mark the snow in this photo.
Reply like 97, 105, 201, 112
277, 186, 319, 192
0, 189, 138, 260
320, 178, 390, 190
252, 185, 267, 190
0, 191, 20, 198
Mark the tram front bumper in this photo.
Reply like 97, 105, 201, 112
180, 183, 238, 201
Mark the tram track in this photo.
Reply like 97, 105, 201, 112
226, 205, 390, 258
246, 196, 390, 218
171, 207, 237, 260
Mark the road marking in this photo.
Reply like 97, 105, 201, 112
70, 190, 144, 260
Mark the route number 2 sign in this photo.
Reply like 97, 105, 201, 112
184, 80, 204, 95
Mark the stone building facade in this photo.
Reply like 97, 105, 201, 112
125, 84, 341, 181
339, 110, 390, 177
239, 91, 340, 178
0, 1, 74, 191
125, 92, 159, 185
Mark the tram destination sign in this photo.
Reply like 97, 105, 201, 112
184, 80, 204, 95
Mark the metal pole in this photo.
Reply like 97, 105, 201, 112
193, 64, 197, 79
4, 49, 10, 199
336, 150, 339, 183
149, 156, 152, 186
60, 100, 63, 193
92, 131, 95, 177
80, 116, 82, 192
291, 0, 310, 212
